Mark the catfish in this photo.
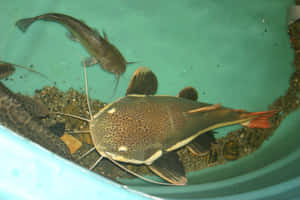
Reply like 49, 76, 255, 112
56, 66, 279, 185
0, 60, 48, 80
0, 62, 71, 159
16, 13, 132, 95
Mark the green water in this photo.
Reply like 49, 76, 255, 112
1, 0, 293, 105
0, 0, 297, 199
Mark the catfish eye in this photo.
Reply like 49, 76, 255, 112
107, 107, 116, 114
118, 146, 127, 152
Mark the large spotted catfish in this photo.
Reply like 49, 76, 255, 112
64, 67, 279, 185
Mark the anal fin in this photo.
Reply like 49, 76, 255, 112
67, 31, 80, 42
148, 151, 187, 185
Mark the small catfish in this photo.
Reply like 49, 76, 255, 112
58, 66, 279, 185
0, 60, 48, 80
16, 13, 132, 95
0, 66, 71, 159
0, 61, 49, 118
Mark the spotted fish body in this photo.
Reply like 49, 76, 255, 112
74, 66, 277, 185
90, 94, 265, 166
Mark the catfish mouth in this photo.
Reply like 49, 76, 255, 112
95, 144, 144, 164
104, 152, 145, 165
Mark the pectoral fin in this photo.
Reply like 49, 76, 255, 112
126, 67, 158, 95
126, 61, 137, 65
83, 57, 98, 67
177, 86, 198, 101
148, 151, 187, 185
102, 30, 108, 41
187, 131, 216, 156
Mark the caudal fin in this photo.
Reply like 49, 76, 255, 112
16, 17, 36, 32
241, 110, 279, 128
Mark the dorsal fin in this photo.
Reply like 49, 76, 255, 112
177, 86, 198, 101
126, 66, 158, 95
92, 28, 104, 41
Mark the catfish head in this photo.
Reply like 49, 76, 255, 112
89, 95, 166, 165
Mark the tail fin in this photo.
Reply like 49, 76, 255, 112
241, 110, 279, 128
16, 17, 36, 32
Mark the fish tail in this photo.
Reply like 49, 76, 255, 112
16, 17, 37, 32
240, 110, 279, 128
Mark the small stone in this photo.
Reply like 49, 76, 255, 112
60, 134, 82, 154
223, 140, 240, 161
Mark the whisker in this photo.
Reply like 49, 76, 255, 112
76, 146, 96, 161
107, 157, 177, 186
82, 61, 94, 121
89, 156, 104, 170
14, 64, 50, 81
50, 111, 90, 122
64, 130, 90, 134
